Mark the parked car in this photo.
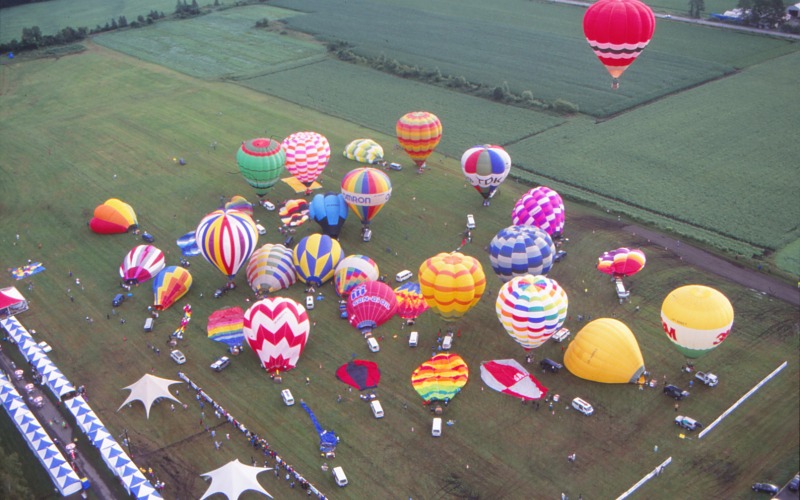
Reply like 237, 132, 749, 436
112, 293, 125, 307
551, 328, 571, 343
540, 358, 563, 373
210, 356, 231, 372
281, 388, 295, 406
571, 397, 594, 416
788, 474, 799, 492
170, 350, 187, 365
141, 232, 155, 243
751, 483, 779, 494
261, 200, 275, 211
441, 333, 453, 350
674, 415, 702, 431
663, 384, 690, 400
553, 250, 567, 263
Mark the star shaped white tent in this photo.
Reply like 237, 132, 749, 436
117, 374, 182, 419
200, 459, 273, 499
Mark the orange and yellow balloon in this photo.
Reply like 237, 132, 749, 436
418, 252, 485, 321
396, 111, 442, 168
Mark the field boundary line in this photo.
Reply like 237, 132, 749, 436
698, 361, 788, 439
615, 456, 673, 500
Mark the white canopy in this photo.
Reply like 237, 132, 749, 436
200, 459, 273, 500
118, 374, 182, 419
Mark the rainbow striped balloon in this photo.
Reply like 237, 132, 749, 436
496, 275, 568, 350
396, 111, 442, 167
334, 255, 379, 298
411, 353, 468, 403
195, 209, 258, 280
282, 131, 331, 187
418, 252, 485, 321
340, 167, 392, 225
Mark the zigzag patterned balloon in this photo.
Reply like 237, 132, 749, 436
244, 298, 310, 373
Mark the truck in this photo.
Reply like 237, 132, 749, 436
695, 371, 719, 387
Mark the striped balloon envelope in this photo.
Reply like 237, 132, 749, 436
344, 138, 384, 164
282, 131, 331, 188
460, 145, 512, 200
394, 281, 429, 320
246, 244, 297, 295
496, 275, 568, 350
334, 255, 379, 298
396, 111, 442, 168
489, 225, 555, 282
152, 266, 192, 311
244, 297, 310, 373
195, 209, 258, 281
292, 234, 344, 286
207, 307, 245, 348
119, 244, 165, 284
90, 198, 138, 234
511, 186, 565, 237
340, 167, 393, 226
411, 353, 468, 403
418, 252, 486, 321
236, 138, 286, 196
583, 0, 656, 88
597, 247, 646, 277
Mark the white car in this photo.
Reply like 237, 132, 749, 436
441, 334, 453, 350
37, 341, 53, 353
210, 356, 231, 372
261, 200, 275, 211
170, 350, 187, 365
571, 397, 594, 416
281, 389, 295, 406
551, 328, 571, 343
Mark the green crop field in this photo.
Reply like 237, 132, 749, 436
0, 0, 177, 44
94, 6, 325, 80
0, 45, 797, 499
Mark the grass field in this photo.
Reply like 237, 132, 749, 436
0, 45, 797, 499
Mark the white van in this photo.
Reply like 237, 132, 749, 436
305, 295, 315, 310
367, 337, 380, 353
332, 466, 348, 487
571, 397, 594, 416
255, 224, 266, 235
466, 214, 476, 229
370, 400, 384, 418
395, 270, 413, 283
408, 331, 419, 347
280, 389, 295, 406
441, 333, 453, 350
615, 279, 630, 300
432, 417, 442, 437
143, 317, 154, 332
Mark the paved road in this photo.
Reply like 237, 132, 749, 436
624, 225, 799, 307
0, 345, 120, 499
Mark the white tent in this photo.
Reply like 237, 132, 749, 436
118, 374, 182, 419
0, 287, 28, 318
200, 459, 273, 500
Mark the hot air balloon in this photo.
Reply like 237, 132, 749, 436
496, 275, 568, 350
418, 252, 486, 321
292, 234, 343, 286
152, 266, 192, 310
278, 199, 310, 227
119, 245, 165, 284
90, 199, 138, 234
344, 139, 384, 164
597, 248, 646, 277
309, 192, 349, 238
480, 359, 548, 401
336, 360, 381, 391
461, 145, 512, 205
341, 167, 392, 229
195, 209, 258, 282
225, 195, 254, 217
394, 281, 429, 321
511, 186, 566, 237
564, 318, 646, 384
489, 225, 556, 282
346, 280, 397, 333
411, 353, 468, 404
246, 244, 297, 295
243, 297, 310, 372
176, 231, 201, 257
396, 111, 442, 172
334, 255, 379, 298
207, 307, 245, 348
237, 138, 286, 196
282, 131, 331, 194
583, 0, 656, 89
661, 285, 734, 358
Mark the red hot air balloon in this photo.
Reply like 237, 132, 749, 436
346, 280, 398, 333
243, 297, 310, 373
583, 0, 656, 89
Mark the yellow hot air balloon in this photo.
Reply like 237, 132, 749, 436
661, 285, 734, 358
418, 252, 485, 321
564, 318, 645, 384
